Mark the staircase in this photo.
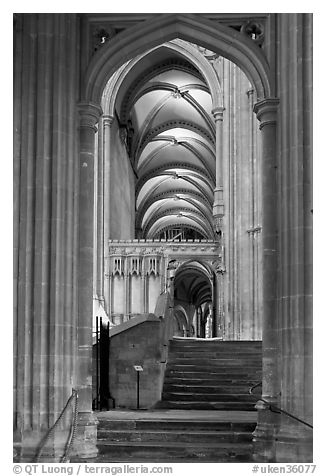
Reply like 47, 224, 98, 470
86, 338, 262, 463
159, 338, 262, 410
94, 412, 258, 462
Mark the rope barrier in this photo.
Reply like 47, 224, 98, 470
249, 382, 313, 429
61, 389, 78, 462
34, 389, 78, 463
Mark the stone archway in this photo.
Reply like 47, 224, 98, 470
173, 305, 189, 337
77, 12, 279, 460
82, 13, 273, 104
173, 259, 214, 337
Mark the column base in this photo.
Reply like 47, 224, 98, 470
13, 428, 72, 463
275, 419, 313, 462
71, 411, 99, 460
253, 402, 313, 463
13, 411, 99, 462
252, 400, 280, 462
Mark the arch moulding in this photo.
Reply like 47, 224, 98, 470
81, 13, 273, 106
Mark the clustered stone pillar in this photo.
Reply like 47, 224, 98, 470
142, 273, 148, 313
218, 59, 265, 341
102, 116, 114, 314
125, 274, 130, 317
211, 106, 225, 339
94, 117, 104, 308
252, 98, 280, 462
196, 306, 201, 337
75, 102, 103, 459
214, 267, 225, 338
14, 13, 80, 462
273, 13, 313, 462
209, 276, 216, 337
247, 88, 263, 340
212, 106, 225, 232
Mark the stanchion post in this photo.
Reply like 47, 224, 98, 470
133, 365, 143, 410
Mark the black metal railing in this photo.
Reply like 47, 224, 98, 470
249, 382, 313, 429
93, 316, 115, 411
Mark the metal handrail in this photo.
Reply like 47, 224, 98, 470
249, 382, 313, 429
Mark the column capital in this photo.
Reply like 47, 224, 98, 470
211, 106, 225, 122
253, 98, 279, 129
77, 102, 103, 130
246, 88, 255, 98
102, 115, 115, 128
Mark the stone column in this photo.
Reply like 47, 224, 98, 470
94, 117, 105, 306
212, 107, 225, 232
220, 59, 237, 340
125, 273, 130, 319
145, 274, 149, 313
197, 306, 202, 337
215, 267, 225, 339
273, 13, 313, 462
14, 13, 80, 462
107, 273, 113, 319
209, 276, 216, 337
141, 273, 147, 313
75, 101, 102, 459
252, 98, 280, 462
102, 116, 114, 313
247, 88, 263, 339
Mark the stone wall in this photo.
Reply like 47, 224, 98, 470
109, 121, 135, 239
109, 316, 166, 409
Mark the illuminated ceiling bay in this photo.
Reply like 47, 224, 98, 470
116, 44, 216, 240
174, 260, 213, 307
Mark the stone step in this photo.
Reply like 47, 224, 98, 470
85, 454, 253, 463
97, 429, 253, 443
168, 356, 262, 362
165, 365, 261, 379
168, 358, 262, 366
162, 392, 258, 402
169, 349, 261, 359
95, 440, 254, 462
169, 341, 262, 347
98, 419, 256, 432
166, 364, 261, 370
170, 337, 262, 348
165, 365, 261, 374
169, 345, 262, 352
163, 384, 257, 394
156, 401, 257, 410
165, 375, 261, 384
169, 348, 262, 352
164, 377, 259, 385
168, 351, 262, 357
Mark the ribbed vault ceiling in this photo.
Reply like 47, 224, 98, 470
174, 261, 212, 306
116, 45, 216, 240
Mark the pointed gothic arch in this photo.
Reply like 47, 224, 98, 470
77, 11, 280, 461
82, 13, 273, 105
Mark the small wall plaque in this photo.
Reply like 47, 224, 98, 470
133, 365, 143, 371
